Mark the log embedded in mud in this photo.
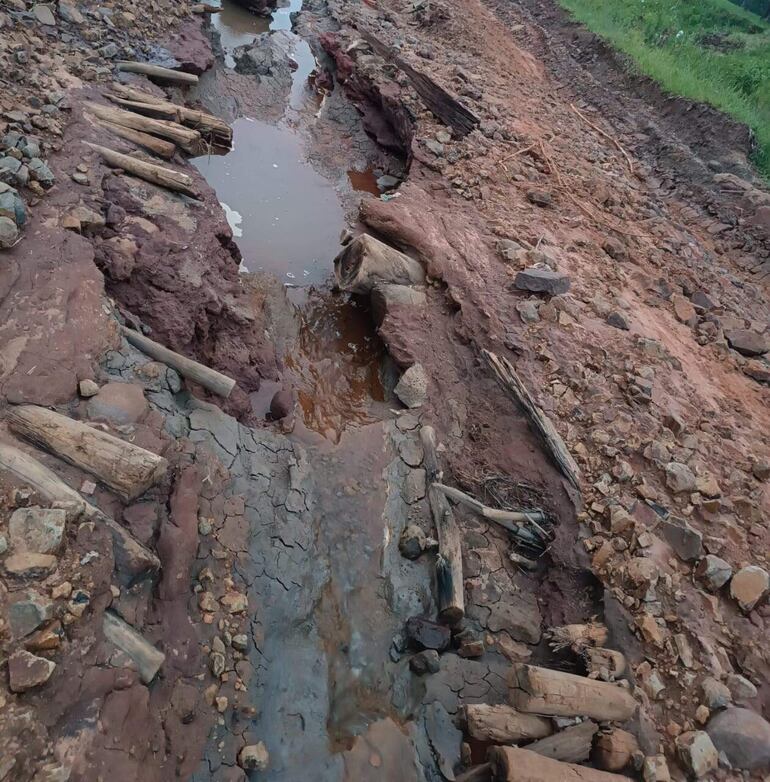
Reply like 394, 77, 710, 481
334, 233, 425, 295
359, 30, 480, 137
93, 118, 176, 159
420, 425, 464, 624
509, 663, 637, 722
464, 704, 553, 744
116, 61, 199, 85
488, 746, 630, 782
103, 610, 165, 683
84, 142, 198, 198
456, 765, 492, 782
483, 351, 582, 497
191, 2, 223, 12
0, 443, 160, 580
122, 326, 237, 398
525, 720, 598, 764
85, 102, 202, 153
7, 405, 168, 502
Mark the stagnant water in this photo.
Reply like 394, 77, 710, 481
196, 0, 387, 442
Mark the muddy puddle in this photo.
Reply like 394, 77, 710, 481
196, 0, 390, 442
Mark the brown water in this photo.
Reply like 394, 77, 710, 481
212, 1, 269, 67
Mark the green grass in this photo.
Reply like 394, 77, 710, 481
556, 0, 770, 177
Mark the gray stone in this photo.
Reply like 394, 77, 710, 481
399, 524, 427, 560
0, 156, 22, 181
607, 311, 630, 330
232, 634, 248, 652
642, 755, 670, 782
526, 189, 552, 206
58, 1, 84, 23
725, 329, 768, 357
32, 4, 56, 25
701, 677, 731, 711
9, 507, 65, 554
725, 674, 757, 702
78, 378, 99, 397
498, 238, 526, 263
28, 157, 54, 188
409, 649, 440, 675
0, 534, 6, 554
514, 267, 571, 295
0, 189, 26, 225
676, 730, 718, 778
8, 649, 56, 692
424, 701, 462, 780
395, 363, 428, 408
516, 299, 540, 323
406, 616, 451, 651
696, 555, 732, 591
3, 552, 57, 576
376, 174, 400, 190
0, 215, 18, 248
87, 382, 148, 424
9, 590, 53, 638
659, 517, 702, 562
730, 565, 769, 613
99, 42, 118, 59
706, 707, 770, 770
485, 590, 542, 644
665, 462, 696, 493
238, 742, 269, 771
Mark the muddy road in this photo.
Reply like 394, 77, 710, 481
0, 0, 769, 780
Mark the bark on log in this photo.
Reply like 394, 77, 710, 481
7, 405, 168, 502
84, 142, 198, 198
359, 30, 479, 136
464, 704, 553, 744
483, 351, 582, 497
93, 117, 176, 159
421, 425, 464, 624
116, 61, 199, 85
85, 102, 202, 153
509, 664, 637, 722
0, 443, 160, 580
488, 746, 630, 782
525, 720, 598, 763
103, 610, 165, 683
122, 326, 236, 398
334, 233, 425, 294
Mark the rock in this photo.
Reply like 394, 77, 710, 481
409, 649, 440, 675
9, 591, 53, 638
725, 329, 768, 357
376, 174, 400, 190
672, 294, 697, 325
269, 389, 293, 419
87, 382, 148, 424
526, 189, 551, 206
696, 555, 732, 591
606, 311, 630, 330
690, 290, 716, 312
78, 379, 99, 397
725, 674, 757, 702
498, 238, 526, 263
395, 364, 428, 408
706, 707, 770, 771
665, 462, 696, 493
405, 616, 451, 651
4, 552, 57, 576
751, 458, 770, 481
220, 592, 248, 613
626, 557, 659, 588
516, 299, 540, 323
594, 728, 639, 772
32, 3, 56, 25
658, 517, 702, 562
9, 507, 65, 555
695, 473, 721, 498
8, 649, 56, 692
232, 634, 249, 652
399, 524, 427, 560
730, 565, 769, 613
28, 158, 54, 188
0, 187, 26, 225
0, 215, 18, 248
744, 359, 770, 384
238, 742, 269, 772
0, 534, 6, 554
701, 677, 731, 711
642, 755, 671, 782
209, 652, 225, 677
484, 590, 542, 644
676, 731, 718, 778
58, 1, 84, 23
514, 267, 571, 295
424, 701, 462, 781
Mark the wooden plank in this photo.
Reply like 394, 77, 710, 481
93, 117, 176, 159
116, 61, 199, 85
122, 326, 237, 398
7, 405, 168, 502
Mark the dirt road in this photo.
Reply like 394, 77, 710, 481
0, 0, 768, 780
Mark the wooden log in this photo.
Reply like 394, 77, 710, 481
488, 746, 630, 782
85, 102, 202, 153
191, 2, 223, 12
525, 720, 598, 763
421, 425, 464, 624
122, 326, 236, 398
593, 728, 639, 772
7, 405, 168, 502
103, 610, 165, 683
84, 142, 199, 198
334, 233, 425, 294
0, 443, 160, 581
546, 622, 608, 652
116, 61, 199, 85
464, 704, 552, 744
456, 764, 492, 782
509, 664, 637, 722
584, 647, 627, 680
483, 351, 581, 497
433, 483, 548, 531
93, 118, 176, 159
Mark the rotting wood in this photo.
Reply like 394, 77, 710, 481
359, 30, 479, 137
483, 351, 581, 497
334, 233, 425, 294
546, 622, 608, 652
92, 117, 176, 159
456, 764, 492, 782
488, 746, 631, 782
421, 425, 464, 624
122, 326, 237, 398
525, 720, 598, 763
103, 610, 165, 683
464, 704, 552, 744
7, 405, 168, 502
85, 102, 202, 153
509, 663, 637, 722
0, 442, 160, 580
116, 61, 199, 85
84, 142, 199, 198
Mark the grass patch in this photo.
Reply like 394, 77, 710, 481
556, 0, 770, 177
